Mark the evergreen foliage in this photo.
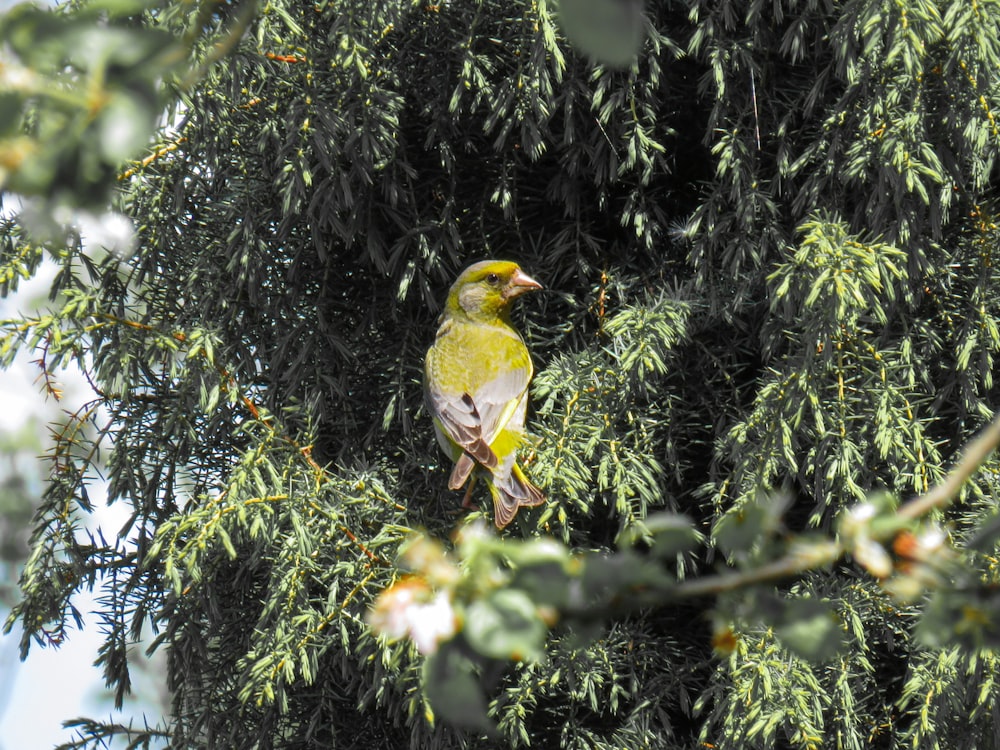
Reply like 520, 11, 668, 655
5, 0, 1000, 747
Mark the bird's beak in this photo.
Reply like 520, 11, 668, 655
504, 269, 543, 299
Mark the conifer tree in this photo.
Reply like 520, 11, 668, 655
5, 0, 1000, 748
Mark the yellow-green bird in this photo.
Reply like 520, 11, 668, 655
424, 260, 546, 528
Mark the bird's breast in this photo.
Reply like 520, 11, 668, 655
426, 320, 530, 394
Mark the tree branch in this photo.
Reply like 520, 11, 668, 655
897, 411, 1000, 522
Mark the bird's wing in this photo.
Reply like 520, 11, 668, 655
426, 364, 530, 475
426, 388, 499, 472
470, 365, 531, 444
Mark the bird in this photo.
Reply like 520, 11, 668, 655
424, 260, 546, 528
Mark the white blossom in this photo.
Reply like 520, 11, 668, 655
369, 579, 458, 655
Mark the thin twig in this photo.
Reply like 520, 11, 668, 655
668, 412, 1000, 599
672, 544, 841, 599
897, 410, 1000, 522
750, 69, 761, 150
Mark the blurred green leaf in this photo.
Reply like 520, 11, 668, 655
560, 619, 607, 651
422, 643, 493, 733
967, 513, 1000, 553
556, 0, 645, 68
917, 587, 1000, 650
715, 494, 790, 557
579, 550, 674, 606
99, 91, 158, 163
502, 538, 575, 608
500, 538, 573, 568
508, 560, 572, 609
618, 512, 701, 558
0, 0, 211, 209
0, 94, 24, 136
757, 593, 846, 661
464, 589, 547, 661
81, 0, 159, 19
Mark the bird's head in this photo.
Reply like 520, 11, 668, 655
445, 260, 543, 322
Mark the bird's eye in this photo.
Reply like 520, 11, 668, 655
485, 273, 500, 285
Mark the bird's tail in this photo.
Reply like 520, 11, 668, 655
490, 463, 545, 529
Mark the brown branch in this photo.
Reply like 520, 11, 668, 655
119, 139, 187, 181
264, 52, 306, 63
91, 313, 187, 342
338, 524, 381, 564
